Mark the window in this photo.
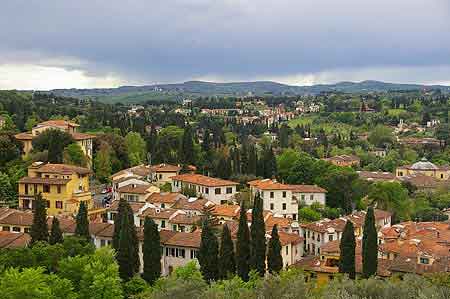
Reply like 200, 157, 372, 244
100, 239, 106, 247
2, 226, 10, 231
310, 195, 314, 201
328, 235, 334, 242
12, 227, 21, 232
165, 248, 169, 256
261, 191, 264, 198
282, 203, 286, 210
56, 201, 63, 209
205, 188, 209, 194
398, 171, 403, 176
57, 186, 61, 194
301, 194, 305, 201
172, 225, 177, 231
317, 234, 320, 242
180, 225, 185, 232
215, 188, 221, 195
23, 199, 31, 209
285, 246, 289, 255
420, 257, 430, 264
441, 174, 444, 179
307, 231, 310, 238
282, 191, 286, 198
171, 248, 176, 256
161, 220, 166, 228
24, 228, 30, 233
270, 203, 274, 210
293, 214, 297, 220
226, 187, 233, 194
161, 203, 165, 209
270, 192, 274, 198
25, 184, 29, 194
159, 174, 163, 179
190, 250, 198, 259
179, 249, 186, 258
46, 201, 51, 208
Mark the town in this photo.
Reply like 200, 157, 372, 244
0, 87, 449, 297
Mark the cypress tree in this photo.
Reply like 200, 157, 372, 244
126, 202, 140, 274
117, 210, 134, 281
142, 217, 161, 285
248, 144, 258, 176
113, 199, 127, 250
262, 146, 277, 178
250, 192, 266, 276
218, 224, 236, 279
198, 219, 219, 282
236, 201, 250, 281
362, 206, 378, 278
30, 193, 49, 244
339, 220, 356, 279
267, 224, 283, 274
240, 142, 249, 174
75, 201, 90, 241
49, 217, 64, 245
181, 124, 195, 165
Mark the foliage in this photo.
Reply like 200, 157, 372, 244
49, 217, 64, 245
63, 143, 88, 167
198, 219, 219, 282
32, 129, 75, 163
125, 131, 147, 166
75, 201, 90, 241
94, 142, 113, 183
142, 217, 161, 285
267, 225, 283, 274
362, 206, 378, 278
30, 193, 49, 244
236, 201, 250, 282
218, 224, 236, 279
250, 192, 266, 276
339, 220, 356, 279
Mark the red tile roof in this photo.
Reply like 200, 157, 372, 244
149, 163, 182, 173
248, 179, 326, 193
171, 174, 238, 187
147, 192, 186, 204
117, 184, 152, 194
0, 232, 31, 248
33, 163, 91, 175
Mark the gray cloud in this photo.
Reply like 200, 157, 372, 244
1, 0, 450, 87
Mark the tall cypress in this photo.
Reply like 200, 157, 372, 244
263, 146, 277, 178
30, 193, 49, 244
198, 219, 219, 282
250, 192, 266, 276
113, 199, 127, 250
248, 144, 258, 176
339, 220, 356, 279
142, 217, 161, 285
49, 217, 64, 245
181, 124, 195, 165
117, 211, 134, 281
267, 224, 283, 274
126, 202, 140, 273
218, 224, 236, 279
75, 201, 90, 241
236, 201, 250, 281
362, 206, 378, 278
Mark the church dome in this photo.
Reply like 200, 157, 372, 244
410, 158, 438, 170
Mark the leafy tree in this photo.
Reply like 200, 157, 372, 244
250, 192, 266, 276
368, 181, 410, 222
362, 206, 378, 278
298, 206, 322, 222
75, 201, 90, 241
123, 276, 149, 299
236, 201, 250, 281
368, 125, 393, 148
276, 149, 301, 180
181, 185, 197, 197
32, 129, 75, 163
267, 224, 283, 274
0, 132, 23, 167
94, 143, 113, 183
30, 193, 49, 244
218, 224, 236, 279
216, 155, 232, 179
339, 220, 356, 279
63, 143, 88, 167
125, 131, 147, 166
198, 219, 219, 282
261, 146, 277, 178
0, 172, 16, 207
278, 123, 290, 148
142, 217, 161, 285
49, 217, 64, 245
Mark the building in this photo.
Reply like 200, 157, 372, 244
146, 192, 186, 209
171, 174, 239, 204
149, 164, 182, 186
117, 183, 160, 203
357, 171, 397, 182
396, 158, 450, 181
0, 231, 31, 249
111, 176, 149, 201
18, 162, 93, 216
14, 120, 95, 163
324, 155, 360, 167
248, 179, 327, 221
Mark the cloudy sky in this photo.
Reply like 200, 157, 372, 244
1, 0, 449, 90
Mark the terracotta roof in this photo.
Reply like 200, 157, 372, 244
265, 215, 293, 231
0, 209, 34, 226
290, 185, 327, 193
397, 174, 447, 189
37, 120, 79, 128
210, 204, 240, 218
149, 163, 182, 173
357, 171, 396, 181
140, 208, 178, 219
169, 214, 203, 225
171, 197, 215, 211
301, 218, 347, 233
71, 132, 96, 140
117, 184, 152, 194
147, 192, 186, 204
277, 231, 303, 246
108, 200, 147, 213
19, 177, 71, 185
162, 230, 202, 248
248, 179, 326, 193
32, 163, 91, 175
171, 174, 238, 187
111, 165, 152, 179
0, 232, 31, 248
14, 132, 33, 140
112, 175, 142, 184
325, 155, 360, 162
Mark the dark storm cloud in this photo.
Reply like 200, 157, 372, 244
1, 0, 449, 85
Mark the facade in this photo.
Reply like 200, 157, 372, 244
149, 163, 182, 186
396, 158, 450, 181
171, 174, 238, 204
18, 162, 93, 216
324, 155, 360, 167
117, 183, 160, 202
14, 120, 95, 164
249, 179, 327, 221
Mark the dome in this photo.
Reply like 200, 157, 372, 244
410, 158, 438, 170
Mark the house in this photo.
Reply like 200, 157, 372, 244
111, 176, 150, 201
117, 183, 160, 203
324, 155, 360, 167
111, 164, 153, 182
146, 192, 186, 209
0, 231, 31, 249
357, 171, 397, 182
106, 200, 153, 226
248, 179, 327, 221
14, 120, 95, 164
210, 204, 241, 223
171, 174, 239, 204
396, 158, 450, 181
399, 137, 441, 149
18, 162, 93, 216
149, 164, 182, 186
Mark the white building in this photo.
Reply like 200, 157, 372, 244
249, 179, 327, 221
171, 174, 238, 205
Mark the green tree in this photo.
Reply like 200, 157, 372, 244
261, 146, 277, 178
181, 124, 195, 165
276, 149, 301, 180
117, 210, 134, 281
218, 224, 236, 279
339, 220, 356, 279
298, 206, 322, 222
75, 201, 90, 241
32, 129, 75, 163
198, 219, 219, 282
362, 206, 378, 278
63, 143, 88, 167
30, 193, 49, 244
236, 201, 250, 281
267, 224, 283, 274
250, 192, 266, 276
279, 124, 291, 148
368, 125, 393, 148
0, 172, 16, 207
49, 217, 64, 245
125, 131, 147, 166
94, 143, 113, 183
216, 155, 232, 179
142, 217, 161, 285
368, 181, 410, 222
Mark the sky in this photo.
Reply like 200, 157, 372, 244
1, 0, 450, 90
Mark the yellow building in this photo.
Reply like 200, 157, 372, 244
396, 158, 450, 180
14, 120, 95, 165
18, 162, 93, 216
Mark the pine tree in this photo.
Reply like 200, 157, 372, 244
181, 124, 195, 165
339, 220, 356, 279
218, 224, 236, 279
236, 201, 250, 281
75, 201, 90, 241
30, 193, 49, 244
250, 192, 266, 276
49, 217, 64, 245
117, 210, 134, 281
198, 219, 219, 282
362, 206, 378, 278
267, 225, 283, 274
142, 217, 161, 285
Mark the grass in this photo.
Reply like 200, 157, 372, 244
387, 108, 406, 116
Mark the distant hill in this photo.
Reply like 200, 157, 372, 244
49, 80, 450, 103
